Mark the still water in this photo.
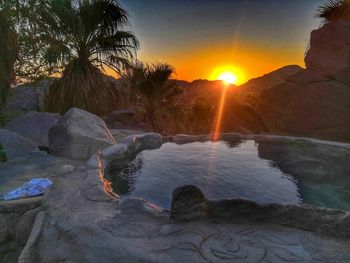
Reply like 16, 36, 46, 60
108, 140, 305, 209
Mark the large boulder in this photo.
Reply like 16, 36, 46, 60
305, 22, 350, 81
0, 129, 38, 160
5, 112, 60, 148
106, 110, 141, 130
253, 22, 350, 142
257, 74, 350, 142
49, 108, 116, 160
5, 79, 54, 112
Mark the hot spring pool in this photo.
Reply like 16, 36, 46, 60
107, 139, 350, 210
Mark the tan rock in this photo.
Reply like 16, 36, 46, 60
305, 22, 350, 81
257, 77, 350, 142
49, 108, 116, 160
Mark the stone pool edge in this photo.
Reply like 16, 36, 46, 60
86, 132, 350, 239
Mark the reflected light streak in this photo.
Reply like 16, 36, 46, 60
210, 3, 245, 141
97, 150, 119, 199
207, 83, 231, 196
211, 84, 229, 141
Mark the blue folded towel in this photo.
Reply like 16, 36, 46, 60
2, 178, 53, 201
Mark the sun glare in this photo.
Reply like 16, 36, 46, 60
210, 65, 246, 85
218, 72, 237, 85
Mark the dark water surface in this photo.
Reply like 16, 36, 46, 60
107, 140, 350, 210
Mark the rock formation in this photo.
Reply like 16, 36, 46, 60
255, 21, 350, 142
5, 112, 61, 148
0, 197, 43, 262
106, 109, 141, 130
257, 71, 350, 141
0, 129, 38, 160
5, 79, 54, 112
305, 22, 350, 82
49, 108, 116, 160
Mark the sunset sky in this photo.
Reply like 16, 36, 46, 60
118, 0, 324, 84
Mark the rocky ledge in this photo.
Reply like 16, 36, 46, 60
95, 133, 350, 239
171, 185, 350, 239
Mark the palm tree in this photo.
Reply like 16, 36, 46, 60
125, 62, 182, 130
0, 0, 55, 84
317, 0, 350, 23
41, 0, 139, 116
0, 9, 17, 112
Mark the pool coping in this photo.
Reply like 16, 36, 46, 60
86, 132, 350, 239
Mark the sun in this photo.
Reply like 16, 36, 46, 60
218, 72, 237, 85
210, 65, 245, 85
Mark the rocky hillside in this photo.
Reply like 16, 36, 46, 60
177, 79, 236, 103
176, 80, 268, 134
237, 65, 303, 97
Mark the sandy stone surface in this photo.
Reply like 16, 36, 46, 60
0, 152, 81, 194
0, 153, 83, 262
22, 167, 350, 263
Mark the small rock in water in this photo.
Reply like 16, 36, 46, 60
171, 185, 208, 221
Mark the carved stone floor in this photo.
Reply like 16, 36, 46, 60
20, 166, 350, 263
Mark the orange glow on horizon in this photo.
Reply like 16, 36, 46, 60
105, 41, 305, 85
134, 40, 305, 84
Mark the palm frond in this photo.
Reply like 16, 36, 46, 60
316, 0, 350, 23
45, 59, 118, 116
123, 62, 181, 130
41, 0, 138, 115
80, 0, 129, 36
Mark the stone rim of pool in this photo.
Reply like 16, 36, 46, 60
91, 133, 350, 238
107, 133, 350, 211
